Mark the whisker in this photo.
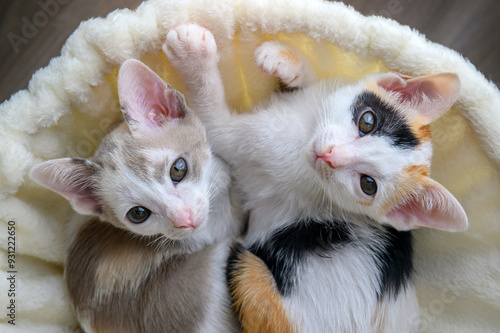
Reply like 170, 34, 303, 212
147, 235, 165, 248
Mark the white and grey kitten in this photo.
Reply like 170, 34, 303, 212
30, 59, 242, 333
164, 24, 468, 332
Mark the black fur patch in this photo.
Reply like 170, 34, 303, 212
226, 241, 246, 290
352, 91, 419, 149
375, 228, 414, 300
278, 81, 300, 93
247, 219, 353, 296
244, 218, 414, 300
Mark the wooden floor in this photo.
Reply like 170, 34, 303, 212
1, 0, 499, 104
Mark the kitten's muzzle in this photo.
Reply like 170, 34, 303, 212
315, 145, 356, 169
171, 209, 196, 230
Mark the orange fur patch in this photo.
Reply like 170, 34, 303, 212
379, 188, 407, 217
364, 81, 379, 93
379, 165, 429, 215
230, 251, 295, 333
278, 49, 300, 66
364, 83, 395, 110
416, 124, 432, 142
406, 164, 430, 178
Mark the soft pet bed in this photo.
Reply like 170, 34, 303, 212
1, 0, 499, 332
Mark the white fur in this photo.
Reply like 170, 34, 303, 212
99, 150, 237, 249
283, 241, 382, 332
195, 239, 239, 333
254, 41, 318, 87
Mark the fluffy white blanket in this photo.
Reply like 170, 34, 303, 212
1, 0, 499, 331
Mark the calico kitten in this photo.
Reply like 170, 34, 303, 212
30, 59, 242, 333
164, 24, 468, 332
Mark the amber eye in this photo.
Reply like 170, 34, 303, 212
360, 175, 377, 196
170, 157, 188, 184
359, 110, 377, 136
127, 206, 151, 224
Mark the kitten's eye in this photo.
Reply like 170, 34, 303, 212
359, 110, 377, 136
360, 175, 377, 196
170, 157, 188, 184
127, 206, 151, 224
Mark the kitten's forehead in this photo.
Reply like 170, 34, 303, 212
94, 115, 211, 184
128, 134, 208, 182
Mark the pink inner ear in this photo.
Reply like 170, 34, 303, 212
385, 200, 439, 231
58, 181, 101, 213
118, 59, 184, 129
375, 73, 407, 92
383, 179, 468, 232
30, 158, 101, 216
142, 84, 180, 125
375, 72, 461, 124
375, 73, 423, 108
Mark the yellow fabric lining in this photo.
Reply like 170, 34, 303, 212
105, 32, 391, 115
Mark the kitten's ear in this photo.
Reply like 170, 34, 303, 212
373, 72, 461, 124
30, 158, 101, 216
383, 179, 468, 232
118, 59, 186, 133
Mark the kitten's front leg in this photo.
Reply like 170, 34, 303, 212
163, 24, 229, 124
255, 41, 318, 89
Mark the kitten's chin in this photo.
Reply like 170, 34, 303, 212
312, 155, 336, 184
302, 145, 335, 195
163, 227, 197, 240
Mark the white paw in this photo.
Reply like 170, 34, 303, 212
163, 23, 219, 68
255, 41, 304, 87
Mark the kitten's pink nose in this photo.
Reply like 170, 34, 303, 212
316, 145, 355, 169
172, 209, 195, 229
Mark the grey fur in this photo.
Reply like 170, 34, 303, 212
66, 220, 231, 333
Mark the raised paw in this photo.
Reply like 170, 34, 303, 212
163, 23, 219, 69
255, 41, 306, 88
